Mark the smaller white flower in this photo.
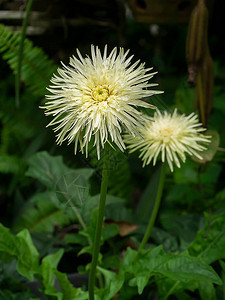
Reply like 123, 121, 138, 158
124, 109, 211, 172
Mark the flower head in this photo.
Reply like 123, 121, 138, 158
124, 109, 211, 172
43, 45, 162, 158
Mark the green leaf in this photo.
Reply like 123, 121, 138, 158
40, 249, 64, 299
97, 267, 124, 300
16, 229, 40, 281
156, 274, 201, 300
26, 152, 94, 226
64, 233, 87, 246
26, 151, 94, 190
55, 170, 90, 210
55, 270, 88, 300
121, 246, 222, 295
14, 192, 71, 232
79, 210, 119, 255
129, 275, 149, 294
160, 213, 201, 250
102, 224, 119, 241
188, 212, 225, 264
0, 224, 18, 256
166, 184, 202, 205
0, 224, 39, 281
82, 194, 127, 225
198, 280, 217, 300
26, 151, 69, 189
102, 255, 120, 270
151, 227, 179, 253
155, 253, 221, 284
219, 260, 225, 300
80, 209, 98, 248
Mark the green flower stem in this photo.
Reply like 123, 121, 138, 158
15, 0, 34, 108
137, 163, 166, 255
88, 150, 109, 300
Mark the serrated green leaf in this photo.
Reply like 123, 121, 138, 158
40, 249, 64, 299
16, 229, 40, 281
14, 192, 71, 232
55, 270, 88, 300
121, 245, 222, 295
0, 224, 18, 256
97, 267, 124, 300
0, 225, 39, 281
129, 275, 149, 294
198, 280, 217, 300
188, 212, 225, 264
0, 24, 57, 97
156, 254, 221, 284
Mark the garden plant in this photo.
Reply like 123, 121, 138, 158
0, 0, 225, 299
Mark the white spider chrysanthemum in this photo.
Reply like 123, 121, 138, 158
124, 109, 211, 172
43, 45, 162, 158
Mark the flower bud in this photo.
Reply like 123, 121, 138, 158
186, 0, 208, 85
195, 47, 214, 126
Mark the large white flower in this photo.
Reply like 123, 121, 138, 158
124, 109, 211, 172
43, 45, 162, 158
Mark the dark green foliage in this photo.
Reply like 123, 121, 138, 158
0, 224, 88, 299
188, 212, 225, 264
88, 146, 132, 200
0, 3, 225, 299
13, 192, 71, 232
0, 24, 57, 97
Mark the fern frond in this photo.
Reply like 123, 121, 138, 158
15, 0, 34, 107
0, 24, 57, 97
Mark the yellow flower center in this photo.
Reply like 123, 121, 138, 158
160, 128, 172, 137
92, 85, 109, 102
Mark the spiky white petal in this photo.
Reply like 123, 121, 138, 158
43, 45, 162, 158
124, 109, 211, 172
